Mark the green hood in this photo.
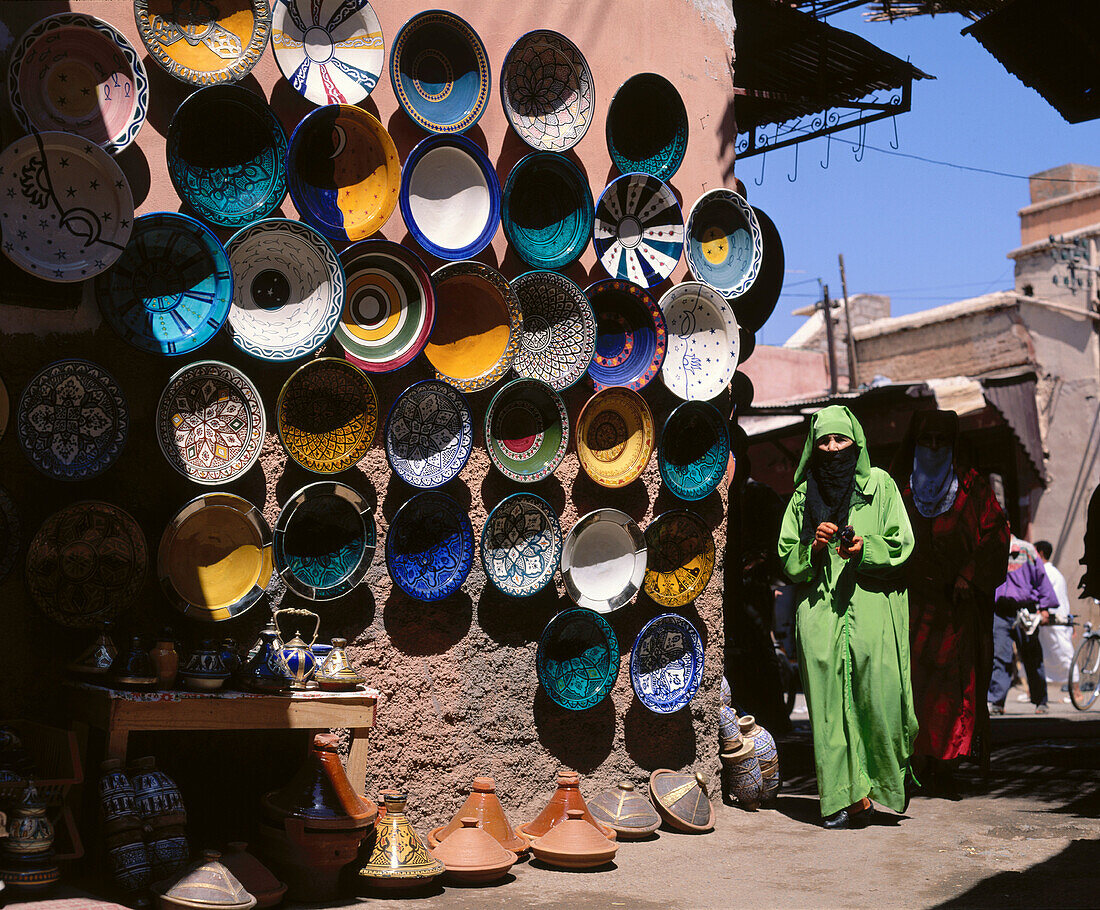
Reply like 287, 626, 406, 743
793, 405, 874, 491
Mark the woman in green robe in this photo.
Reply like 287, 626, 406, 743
777, 406, 917, 828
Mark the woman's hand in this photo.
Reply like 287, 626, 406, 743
838, 535, 863, 560
952, 576, 973, 605
812, 522, 838, 555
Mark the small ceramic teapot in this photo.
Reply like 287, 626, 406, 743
274, 608, 320, 690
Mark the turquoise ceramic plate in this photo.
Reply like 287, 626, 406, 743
685, 189, 763, 299
502, 152, 593, 270
658, 400, 729, 500
606, 73, 688, 181
537, 607, 620, 711
481, 493, 562, 597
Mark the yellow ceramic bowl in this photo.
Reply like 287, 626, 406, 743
576, 386, 655, 488
643, 509, 716, 608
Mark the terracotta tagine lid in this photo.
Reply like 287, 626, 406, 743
518, 771, 616, 843
530, 809, 619, 870
261, 734, 376, 830
218, 843, 286, 909
588, 781, 662, 839
428, 776, 528, 855
156, 850, 257, 910
430, 817, 517, 884
358, 793, 444, 889
649, 769, 714, 833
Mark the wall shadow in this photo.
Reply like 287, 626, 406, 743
623, 697, 697, 771
383, 588, 473, 655
533, 688, 615, 773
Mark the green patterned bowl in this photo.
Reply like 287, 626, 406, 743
485, 378, 569, 483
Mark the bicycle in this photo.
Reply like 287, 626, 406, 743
1069, 620, 1100, 711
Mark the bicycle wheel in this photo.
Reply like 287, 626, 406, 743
1069, 634, 1100, 711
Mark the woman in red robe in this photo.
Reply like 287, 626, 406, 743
893, 410, 1009, 793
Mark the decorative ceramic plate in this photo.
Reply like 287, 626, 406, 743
26, 501, 146, 628
96, 212, 232, 355
536, 607, 619, 711
400, 134, 501, 261
385, 380, 472, 488
501, 152, 592, 270
337, 240, 435, 372
386, 492, 473, 601
659, 400, 729, 501
390, 10, 490, 134
583, 280, 666, 391
733, 205, 784, 333
485, 378, 569, 483
511, 271, 596, 390
226, 218, 345, 361
630, 613, 704, 714
481, 493, 562, 597
158, 492, 273, 622
274, 481, 375, 600
643, 510, 715, 608
593, 173, 683, 289
166, 84, 288, 228
561, 509, 647, 614
156, 360, 265, 485
659, 282, 740, 401
500, 30, 594, 152
288, 104, 399, 242
18, 360, 128, 481
272, 0, 384, 106
0, 486, 21, 585
606, 73, 688, 181
134, 0, 272, 85
684, 189, 762, 298
277, 358, 377, 473
0, 132, 133, 282
426, 261, 521, 392
9, 13, 149, 155
576, 387, 655, 489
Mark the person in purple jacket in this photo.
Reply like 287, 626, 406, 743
987, 536, 1060, 714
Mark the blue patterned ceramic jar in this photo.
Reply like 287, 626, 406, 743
129, 756, 186, 829
106, 832, 153, 894
738, 716, 777, 764
721, 740, 762, 811
98, 758, 142, 836
719, 707, 741, 748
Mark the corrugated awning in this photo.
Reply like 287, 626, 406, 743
981, 372, 1045, 477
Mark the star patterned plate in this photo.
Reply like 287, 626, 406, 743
511, 271, 596, 391
481, 492, 562, 597
385, 380, 473, 489
630, 612, 705, 714
386, 492, 474, 602
593, 172, 682, 289
659, 282, 740, 401
537, 607, 619, 711
643, 510, 715, 608
684, 188, 763, 298
658, 399, 729, 501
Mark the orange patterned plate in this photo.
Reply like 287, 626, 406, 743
576, 387, 655, 488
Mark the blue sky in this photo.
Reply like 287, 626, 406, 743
749, 9, 1100, 346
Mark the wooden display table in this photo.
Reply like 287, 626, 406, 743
66, 683, 380, 790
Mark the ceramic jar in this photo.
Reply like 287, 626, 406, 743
180, 641, 231, 691
721, 676, 732, 707
427, 776, 528, 855
719, 706, 741, 750
738, 715, 779, 802
530, 810, 618, 869
220, 842, 287, 909
240, 628, 289, 693
149, 635, 180, 690
430, 817, 516, 884
315, 639, 365, 691
358, 793, 444, 890
105, 830, 153, 895
587, 781, 662, 840
0, 851, 61, 894
98, 758, 142, 836
69, 623, 118, 677
5, 804, 53, 855
130, 756, 187, 829
721, 740, 763, 811
112, 636, 158, 689
149, 826, 190, 881
518, 771, 617, 843
273, 609, 320, 690
156, 850, 256, 910
648, 769, 715, 831
219, 639, 242, 678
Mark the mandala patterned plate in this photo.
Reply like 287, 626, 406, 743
481, 493, 562, 597
606, 73, 688, 181
537, 607, 619, 711
585, 280, 666, 392
17, 360, 128, 482
158, 492, 273, 622
0, 486, 21, 585
226, 218, 345, 361
274, 481, 375, 601
659, 400, 729, 501
426, 261, 521, 392
643, 510, 715, 608
485, 378, 569, 483
26, 501, 146, 628
9, 13, 148, 155
272, 0, 384, 106
385, 380, 472, 488
502, 152, 593, 270
96, 211, 232, 355
288, 104, 399, 243
659, 282, 740, 401
134, 0, 272, 85
390, 10, 490, 134
576, 387, 655, 489
511, 271, 596, 390
338, 240, 435, 372
166, 84, 288, 228
630, 612, 705, 714
400, 134, 501, 261
561, 509, 647, 614
156, 360, 265, 484
500, 30, 594, 152
277, 358, 377, 474
684, 189, 763, 298
733, 205, 785, 333
386, 492, 474, 602
0, 132, 133, 282
593, 173, 683, 289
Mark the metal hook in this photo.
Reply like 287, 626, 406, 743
852, 123, 866, 163
754, 148, 766, 186
889, 115, 899, 150
821, 135, 831, 170
787, 142, 799, 183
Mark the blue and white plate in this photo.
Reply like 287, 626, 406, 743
593, 173, 682, 289
481, 493, 562, 597
630, 612, 704, 714
95, 212, 231, 355
385, 380, 473, 488
659, 282, 739, 401
584, 279, 666, 391
386, 492, 473, 601
17, 359, 128, 481
684, 189, 763, 298
658, 400, 729, 501
226, 218, 345, 361
511, 271, 596, 391
537, 607, 619, 711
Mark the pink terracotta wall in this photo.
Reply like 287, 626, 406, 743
0, 0, 738, 832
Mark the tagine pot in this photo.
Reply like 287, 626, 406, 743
649, 769, 714, 832
587, 781, 661, 840
179, 642, 230, 691
239, 628, 289, 693
530, 810, 618, 870
154, 849, 256, 910
430, 817, 516, 885
315, 638, 365, 692
428, 776, 528, 855
518, 771, 616, 843
261, 733, 376, 829
69, 622, 118, 677
219, 843, 286, 909
112, 636, 158, 689
254, 820, 364, 903
358, 793, 444, 890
